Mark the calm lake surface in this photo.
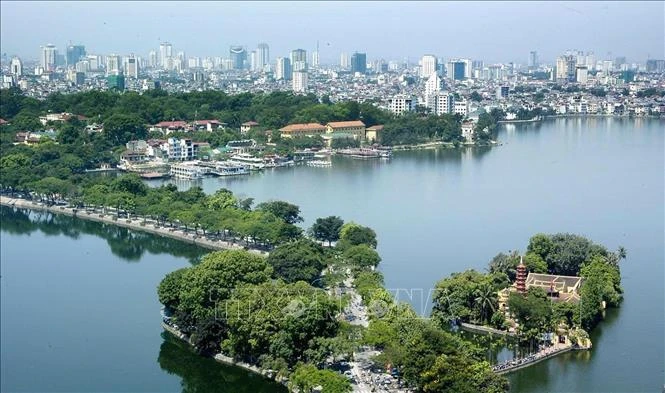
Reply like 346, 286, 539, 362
2, 117, 663, 392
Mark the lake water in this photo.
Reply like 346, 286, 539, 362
2, 117, 663, 392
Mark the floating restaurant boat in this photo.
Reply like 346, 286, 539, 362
229, 153, 266, 170
169, 162, 207, 179
210, 161, 249, 176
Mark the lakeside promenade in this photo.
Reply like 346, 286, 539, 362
0, 196, 267, 257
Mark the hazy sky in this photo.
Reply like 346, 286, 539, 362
1, 1, 663, 64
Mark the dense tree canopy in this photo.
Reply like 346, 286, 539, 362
310, 216, 344, 246
267, 239, 326, 284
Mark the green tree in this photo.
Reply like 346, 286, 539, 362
338, 222, 377, 249
267, 239, 325, 284
310, 216, 344, 246
256, 200, 303, 224
343, 244, 381, 269
102, 114, 146, 145
290, 363, 352, 393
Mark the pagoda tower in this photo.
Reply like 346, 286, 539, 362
516, 256, 527, 294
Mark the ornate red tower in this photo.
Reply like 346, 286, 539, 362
516, 256, 527, 294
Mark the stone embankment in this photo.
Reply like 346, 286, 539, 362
0, 196, 267, 256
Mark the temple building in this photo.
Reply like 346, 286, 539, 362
498, 257, 584, 314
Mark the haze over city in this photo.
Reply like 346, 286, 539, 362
1, 1, 663, 63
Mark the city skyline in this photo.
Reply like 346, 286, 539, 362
1, 1, 663, 64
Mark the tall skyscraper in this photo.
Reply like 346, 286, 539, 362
425, 73, 442, 97
351, 52, 367, 74
292, 70, 308, 93
256, 43, 269, 71
291, 49, 307, 72
446, 60, 466, 80
66, 45, 86, 66
420, 55, 438, 78
125, 54, 139, 78
312, 41, 320, 68
230, 46, 247, 70
106, 54, 121, 76
340, 52, 350, 69
275, 57, 292, 80
10, 57, 23, 77
148, 51, 158, 68
159, 42, 172, 67
528, 51, 538, 69
41, 44, 57, 71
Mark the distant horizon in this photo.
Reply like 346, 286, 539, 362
1, 1, 663, 65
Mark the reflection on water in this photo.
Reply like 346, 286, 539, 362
0, 206, 208, 264
158, 333, 287, 393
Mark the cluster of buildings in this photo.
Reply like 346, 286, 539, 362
278, 120, 384, 145
1, 44, 663, 125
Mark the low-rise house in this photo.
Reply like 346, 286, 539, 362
151, 121, 188, 134
193, 120, 223, 132
365, 125, 384, 143
161, 137, 196, 161
240, 121, 260, 135
14, 130, 58, 145
39, 112, 87, 125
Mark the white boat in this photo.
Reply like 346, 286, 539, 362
211, 162, 249, 176
229, 153, 265, 170
307, 160, 332, 167
170, 162, 207, 179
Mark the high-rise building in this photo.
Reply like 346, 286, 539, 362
575, 65, 588, 84
528, 51, 538, 69
159, 42, 172, 67
148, 51, 158, 68
446, 60, 466, 80
424, 73, 442, 97
292, 70, 308, 93
107, 73, 125, 91
340, 52, 350, 69
66, 45, 86, 66
646, 59, 665, 73
351, 52, 367, 74
10, 57, 23, 77
125, 54, 139, 78
106, 54, 121, 76
420, 55, 438, 78
291, 49, 307, 72
256, 43, 269, 71
275, 57, 292, 81
230, 46, 247, 70
434, 92, 454, 115
472, 60, 484, 70
388, 95, 415, 115
41, 44, 57, 71
496, 86, 509, 100
555, 55, 576, 81
312, 51, 320, 68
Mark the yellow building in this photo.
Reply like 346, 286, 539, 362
365, 125, 384, 143
325, 120, 366, 139
279, 123, 327, 138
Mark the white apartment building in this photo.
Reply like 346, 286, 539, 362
454, 99, 469, 117
420, 55, 438, 78
389, 95, 415, 115
435, 92, 455, 115
292, 70, 308, 93
162, 138, 195, 161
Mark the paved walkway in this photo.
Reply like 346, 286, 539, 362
0, 196, 268, 256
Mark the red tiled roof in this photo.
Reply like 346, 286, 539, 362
155, 121, 187, 128
194, 120, 220, 125
242, 121, 259, 126
367, 124, 384, 131
279, 123, 326, 133
0, 118, 9, 125
326, 120, 366, 128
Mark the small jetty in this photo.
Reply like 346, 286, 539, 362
493, 344, 574, 375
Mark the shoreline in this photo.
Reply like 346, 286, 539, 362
460, 322, 516, 337
494, 345, 574, 375
161, 322, 288, 386
0, 196, 267, 257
